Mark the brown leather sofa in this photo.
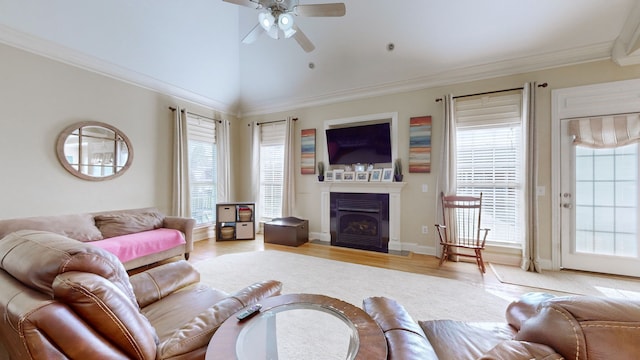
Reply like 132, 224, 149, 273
0, 230, 282, 359
363, 292, 640, 359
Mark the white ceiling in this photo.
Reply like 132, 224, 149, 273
1, 0, 640, 116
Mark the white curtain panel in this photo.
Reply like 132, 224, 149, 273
521, 82, 541, 272
281, 116, 296, 217
216, 119, 231, 203
435, 94, 457, 258
171, 107, 191, 218
436, 94, 457, 219
251, 122, 262, 232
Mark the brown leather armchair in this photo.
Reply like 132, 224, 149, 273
0, 230, 282, 359
363, 292, 640, 359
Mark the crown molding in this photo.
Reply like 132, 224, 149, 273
612, 0, 640, 66
0, 24, 236, 114
0, 24, 614, 118
239, 42, 613, 116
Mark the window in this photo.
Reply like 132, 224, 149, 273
187, 115, 217, 225
454, 92, 524, 245
259, 122, 286, 221
574, 143, 638, 256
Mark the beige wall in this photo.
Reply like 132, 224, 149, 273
240, 60, 640, 266
3, 40, 640, 267
0, 43, 237, 218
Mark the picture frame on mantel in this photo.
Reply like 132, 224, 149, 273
381, 168, 393, 182
355, 171, 369, 182
325, 171, 334, 181
333, 169, 344, 181
370, 169, 382, 182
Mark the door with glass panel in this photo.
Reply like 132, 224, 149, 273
560, 115, 640, 277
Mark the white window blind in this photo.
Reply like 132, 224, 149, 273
259, 122, 285, 220
455, 92, 523, 245
187, 116, 217, 225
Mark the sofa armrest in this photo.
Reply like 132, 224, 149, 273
515, 295, 640, 360
363, 297, 438, 360
479, 340, 562, 360
53, 272, 158, 359
130, 260, 200, 308
163, 216, 196, 253
155, 280, 282, 359
229, 279, 283, 307
505, 292, 556, 330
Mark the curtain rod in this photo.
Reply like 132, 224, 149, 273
254, 118, 298, 126
435, 82, 548, 102
169, 106, 220, 123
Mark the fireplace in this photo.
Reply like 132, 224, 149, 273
330, 192, 389, 253
319, 182, 405, 252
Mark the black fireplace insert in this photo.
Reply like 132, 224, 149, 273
330, 192, 389, 253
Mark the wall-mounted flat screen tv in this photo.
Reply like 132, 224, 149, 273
325, 122, 392, 165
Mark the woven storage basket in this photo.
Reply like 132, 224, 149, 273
238, 208, 252, 222
220, 226, 234, 240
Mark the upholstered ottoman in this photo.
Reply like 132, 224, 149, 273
264, 217, 309, 246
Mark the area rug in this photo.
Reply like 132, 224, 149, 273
194, 250, 514, 323
490, 263, 640, 300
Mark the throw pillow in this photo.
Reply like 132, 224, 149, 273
0, 213, 103, 242
95, 210, 164, 238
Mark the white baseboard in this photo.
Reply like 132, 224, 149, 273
307, 234, 543, 268
388, 239, 402, 252
400, 242, 437, 256
193, 226, 214, 242
309, 231, 328, 242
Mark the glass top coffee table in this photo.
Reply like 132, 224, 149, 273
206, 293, 387, 360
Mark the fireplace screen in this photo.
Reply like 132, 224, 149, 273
330, 193, 389, 253
340, 214, 379, 237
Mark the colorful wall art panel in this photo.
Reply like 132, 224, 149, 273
409, 116, 432, 173
301, 128, 316, 174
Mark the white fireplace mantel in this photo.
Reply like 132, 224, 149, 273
318, 181, 406, 251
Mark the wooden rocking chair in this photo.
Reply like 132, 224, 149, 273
435, 192, 490, 273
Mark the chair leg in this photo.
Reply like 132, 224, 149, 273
439, 245, 448, 266
475, 249, 486, 274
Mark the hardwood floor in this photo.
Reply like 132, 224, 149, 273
188, 235, 569, 300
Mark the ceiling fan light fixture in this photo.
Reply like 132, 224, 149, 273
258, 11, 275, 31
278, 13, 294, 30
266, 24, 280, 40
282, 27, 297, 38
229, 0, 346, 52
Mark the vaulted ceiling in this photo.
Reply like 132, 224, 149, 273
1, 0, 640, 116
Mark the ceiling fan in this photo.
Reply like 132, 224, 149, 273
223, 0, 346, 52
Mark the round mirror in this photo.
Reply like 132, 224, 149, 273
56, 121, 133, 181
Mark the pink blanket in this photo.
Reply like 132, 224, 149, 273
91, 228, 186, 263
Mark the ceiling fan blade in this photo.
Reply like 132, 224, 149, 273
222, 0, 262, 9
293, 25, 315, 52
241, 23, 265, 44
295, 3, 346, 17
